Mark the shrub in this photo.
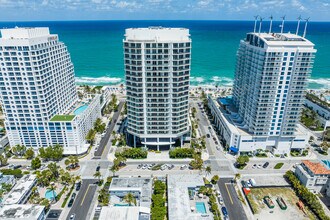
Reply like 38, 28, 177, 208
61, 184, 75, 208
274, 163, 284, 169
0, 169, 23, 178
115, 148, 147, 159
151, 180, 166, 220
169, 148, 195, 158
211, 175, 219, 184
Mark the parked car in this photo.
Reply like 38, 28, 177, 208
160, 164, 167, 171
75, 182, 81, 191
168, 164, 174, 170
141, 164, 148, 170
68, 198, 74, 207
207, 134, 211, 138
263, 162, 269, 168
96, 164, 101, 171
71, 193, 77, 200
252, 164, 257, 169
221, 207, 228, 216
180, 164, 188, 170
101, 132, 106, 137
137, 164, 142, 169
218, 196, 224, 205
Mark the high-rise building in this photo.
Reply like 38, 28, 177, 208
209, 32, 316, 154
0, 27, 101, 154
124, 27, 191, 150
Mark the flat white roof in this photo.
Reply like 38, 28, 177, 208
0, 204, 44, 220
167, 175, 212, 220
99, 206, 150, 220
2, 175, 36, 205
0, 27, 50, 39
125, 27, 190, 42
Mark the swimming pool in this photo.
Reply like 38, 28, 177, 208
74, 105, 88, 115
196, 202, 207, 214
114, 203, 129, 206
322, 160, 330, 169
45, 190, 57, 200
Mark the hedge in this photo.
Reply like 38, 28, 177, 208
115, 148, 147, 159
274, 163, 284, 169
61, 184, 75, 208
151, 180, 166, 220
0, 169, 23, 178
169, 148, 194, 158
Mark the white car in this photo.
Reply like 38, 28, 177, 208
180, 165, 188, 170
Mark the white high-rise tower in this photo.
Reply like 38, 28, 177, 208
124, 27, 191, 150
0, 27, 101, 154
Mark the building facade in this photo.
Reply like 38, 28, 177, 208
209, 32, 316, 154
0, 27, 100, 154
295, 160, 330, 194
124, 27, 191, 150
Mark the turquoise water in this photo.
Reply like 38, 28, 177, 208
0, 21, 329, 88
322, 160, 330, 169
74, 105, 88, 115
45, 190, 57, 200
114, 203, 129, 206
196, 202, 207, 214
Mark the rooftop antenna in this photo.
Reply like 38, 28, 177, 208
303, 17, 310, 38
258, 17, 264, 34
296, 15, 302, 35
253, 15, 259, 32
280, 15, 286, 33
269, 15, 273, 33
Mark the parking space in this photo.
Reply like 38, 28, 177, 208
46, 209, 62, 220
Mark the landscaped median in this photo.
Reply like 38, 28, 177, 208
274, 162, 284, 169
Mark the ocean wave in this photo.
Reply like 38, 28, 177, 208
75, 76, 122, 84
308, 78, 330, 89
212, 76, 233, 83
190, 76, 204, 83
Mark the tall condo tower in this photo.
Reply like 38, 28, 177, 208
124, 27, 191, 150
232, 32, 316, 152
0, 27, 101, 154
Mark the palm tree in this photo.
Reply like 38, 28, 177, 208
94, 171, 102, 183
205, 165, 212, 177
110, 165, 118, 177
123, 193, 136, 206
234, 173, 241, 181
47, 184, 57, 202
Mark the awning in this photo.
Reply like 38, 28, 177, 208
229, 146, 239, 153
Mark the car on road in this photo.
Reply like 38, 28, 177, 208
206, 134, 211, 138
180, 164, 188, 170
71, 192, 76, 200
69, 214, 76, 220
96, 164, 101, 171
101, 132, 106, 137
168, 164, 174, 170
68, 198, 74, 207
252, 164, 257, 169
221, 207, 228, 216
94, 146, 98, 152
263, 162, 269, 168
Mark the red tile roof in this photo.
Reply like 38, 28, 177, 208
302, 160, 330, 175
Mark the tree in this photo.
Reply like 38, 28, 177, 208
94, 118, 106, 133
211, 175, 219, 185
205, 165, 212, 177
31, 157, 41, 170
25, 148, 35, 159
236, 155, 249, 168
123, 192, 136, 206
86, 129, 96, 144
94, 171, 102, 182
234, 173, 241, 181
65, 156, 79, 169
189, 154, 203, 170
320, 141, 329, 153
110, 164, 118, 177
48, 162, 59, 178
0, 154, 8, 167
191, 107, 197, 118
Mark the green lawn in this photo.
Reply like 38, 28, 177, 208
50, 115, 75, 122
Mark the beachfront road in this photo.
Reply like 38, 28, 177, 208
218, 178, 248, 220
66, 179, 98, 220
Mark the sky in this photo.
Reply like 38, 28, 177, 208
0, 0, 329, 21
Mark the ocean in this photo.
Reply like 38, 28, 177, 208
0, 20, 329, 89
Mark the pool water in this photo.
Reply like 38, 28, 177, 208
322, 160, 330, 169
196, 202, 207, 214
114, 203, 129, 206
45, 190, 57, 200
74, 105, 88, 115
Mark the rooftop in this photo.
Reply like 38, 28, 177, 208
0, 204, 44, 220
99, 206, 150, 220
110, 177, 152, 208
167, 175, 212, 220
0, 27, 50, 39
302, 160, 330, 175
49, 115, 75, 122
125, 27, 190, 42
2, 175, 36, 205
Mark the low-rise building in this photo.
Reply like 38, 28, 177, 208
0, 204, 45, 220
99, 206, 150, 220
0, 172, 15, 190
295, 160, 330, 194
304, 95, 330, 129
2, 175, 36, 205
167, 174, 212, 220
208, 96, 309, 154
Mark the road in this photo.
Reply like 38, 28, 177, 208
218, 178, 248, 220
94, 101, 125, 157
66, 179, 98, 220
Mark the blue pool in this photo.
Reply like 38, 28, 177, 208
196, 202, 207, 214
74, 105, 88, 115
45, 190, 57, 200
322, 160, 330, 169
114, 203, 129, 206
